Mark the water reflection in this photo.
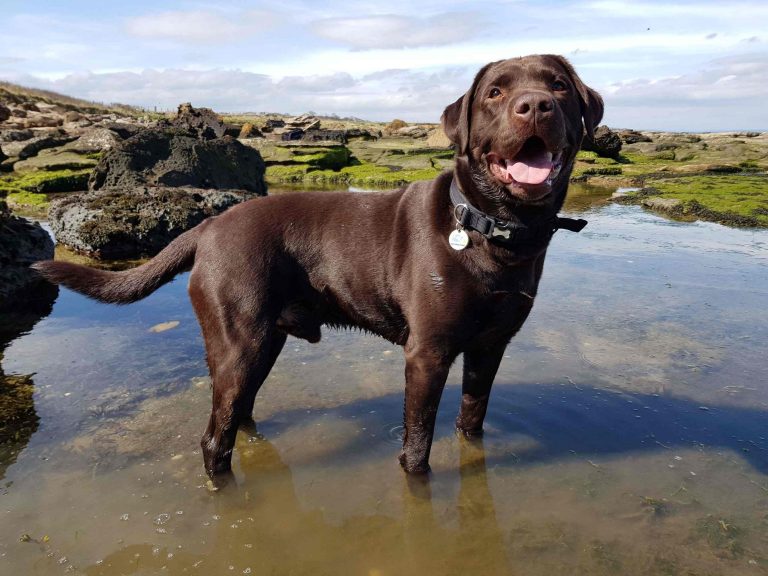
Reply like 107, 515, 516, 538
83, 431, 515, 576
0, 282, 58, 480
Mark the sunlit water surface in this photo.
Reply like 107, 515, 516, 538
1, 185, 767, 575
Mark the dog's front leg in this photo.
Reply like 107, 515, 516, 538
399, 344, 452, 474
456, 341, 508, 438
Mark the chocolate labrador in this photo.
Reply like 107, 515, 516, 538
33, 54, 603, 478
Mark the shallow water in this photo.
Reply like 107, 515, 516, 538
1, 185, 768, 575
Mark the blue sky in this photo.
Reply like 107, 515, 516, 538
1, 0, 766, 131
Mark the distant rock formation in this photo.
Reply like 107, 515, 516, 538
166, 102, 226, 140
582, 125, 623, 159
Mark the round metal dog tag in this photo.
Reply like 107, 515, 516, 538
449, 229, 470, 251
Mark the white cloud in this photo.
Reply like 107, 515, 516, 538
606, 53, 768, 103
125, 10, 276, 43
310, 13, 483, 50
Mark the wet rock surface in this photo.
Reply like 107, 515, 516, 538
0, 211, 55, 310
88, 128, 267, 194
49, 186, 254, 258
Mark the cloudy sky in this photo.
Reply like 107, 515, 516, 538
1, 0, 766, 131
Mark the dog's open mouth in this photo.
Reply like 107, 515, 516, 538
487, 137, 564, 198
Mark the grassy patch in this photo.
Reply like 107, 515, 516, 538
265, 163, 312, 183
291, 146, 351, 170
6, 190, 48, 206
266, 160, 439, 187
0, 168, 90, 194
618, 174, 768, 227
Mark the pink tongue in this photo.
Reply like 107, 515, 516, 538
507, 152, 553, 185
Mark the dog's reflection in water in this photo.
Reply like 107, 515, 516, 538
84, 433, 511, 576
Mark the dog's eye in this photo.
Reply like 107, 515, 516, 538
552, 80, 568, 92
489, 87, 502, 98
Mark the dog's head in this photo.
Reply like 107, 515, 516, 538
442, 55, 603, 211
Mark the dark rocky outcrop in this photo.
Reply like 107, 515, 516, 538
89, 128, 267, 194
101, 122, 145, 140
0, 211, 55, 310
49, 186, 252, 258
302, 129, 347, 143
166, 102, 226, 139
0, 129, 34, 143
618, 129, 652, 144
0, 104, 10, 123
582, 125, 623, 159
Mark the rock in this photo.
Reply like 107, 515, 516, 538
64, 111, 83, 123
89, 128, 267, 194
642, 197, 681, 211
13, 149, 98, 172
280, 128, 305, 141
10, 108, 27, 119
239, 123, 262, 139
0, 104, 10, 123
345, 128, 378, 141
426, 128, 452, 148
582, 125, 623, 159
20, 102, 40, 112
263, 119, 285, 132
0, 213, 55, 310
618, 129, 652, 144
301, 129, 346, 143
0, 132, 76, 159
0, 147, 5, 165
21, 115, 64, 129
101, 122, 144, 140
169, 103, 226, 139
0, 129, 34, 143
395, 126, 428, 138
49, 186, 253, 258
62, 127, 121, 154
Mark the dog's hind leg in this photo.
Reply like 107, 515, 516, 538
198, 323, 284, 478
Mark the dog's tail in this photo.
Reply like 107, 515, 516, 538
31, 225, 203, 304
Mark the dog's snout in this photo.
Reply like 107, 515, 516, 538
513, 91, 555, 122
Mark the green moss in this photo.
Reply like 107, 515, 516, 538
265, 163, 312, 183
265, 160, 439, 187
581, 166, 623, 176
291, 146, 351, 170
0, 169, 90, 194
6, 190, 48, 206
619, 175, 768, 227
576, 150, 600, 162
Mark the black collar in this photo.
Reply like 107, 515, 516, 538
449, 177, 587, 245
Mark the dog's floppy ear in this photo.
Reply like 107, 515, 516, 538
441, 62, 496, 156
547, 55, 604, 140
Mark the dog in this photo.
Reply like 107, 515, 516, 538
33, 54, 603, 479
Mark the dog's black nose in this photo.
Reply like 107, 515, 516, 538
513, 91, 555, 122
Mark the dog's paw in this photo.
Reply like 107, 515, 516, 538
398, 452, 431, 475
